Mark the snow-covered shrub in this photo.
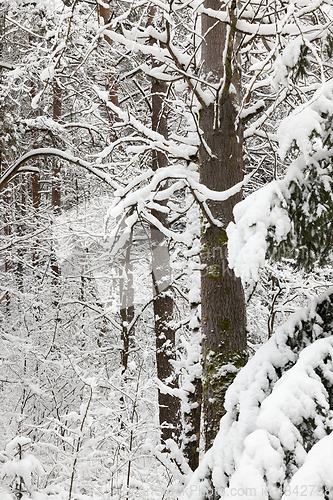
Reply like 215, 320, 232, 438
0, 436, 44, 499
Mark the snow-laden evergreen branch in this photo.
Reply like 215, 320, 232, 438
180, 290, 333, 500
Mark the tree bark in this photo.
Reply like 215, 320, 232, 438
99, 0, 121, 141
149, 6, 181, 444
182, 296, 202, 470
2, 164, 11, 311
99, 1, 136, 368
151, 220, 180, 443
52, 80, 61, 214
32, 171, 39, 266
51, 79, 62, 297
200, 0, 247, 451
119, 236, 135, 374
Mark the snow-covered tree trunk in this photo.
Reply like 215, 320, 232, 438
51, 80, 61, 300
51, 80, 61, 214
98, 0, 121, 142
120, 239, 135, 374
150, 95, 181, 443
200, 0, 247, 450
182, 288, 202, 470
149, 6, 181, 443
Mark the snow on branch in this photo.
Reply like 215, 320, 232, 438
106, 163, 259, 253
93, 85, 199, 160
277, 81, 333, 162
180, 290, 333, 500
111, 165, 255, 212
2, 148, 120, 192
229, 78, 333, 284
197, 5, 329, 37
227, 178, 291, 283
0, 61, 15, 70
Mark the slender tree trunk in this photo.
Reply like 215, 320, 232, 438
32, 171, 39, 266
99, 1, 136, 373
200, 0, 247, 451
182, 301, 202, 469
151, 220, 180, 443
52, 80, 61, 214
29, 68, 40, 268
119, 237, 135, 374
51, 80, 61, 301
181, 260, 202, 470
1, 159, 11, 311
149, 6, 181, 444
99, 0, 121, 141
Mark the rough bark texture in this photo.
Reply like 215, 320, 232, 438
149, 7, 181, 443
151, 148, 181, 443
152, 220, 180, 442
200, 0, 247, 451
183, 381, 202, 469
99, 1, 121, 141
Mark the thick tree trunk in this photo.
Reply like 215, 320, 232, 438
149, 7, 181, 443
200, 0, 247, 451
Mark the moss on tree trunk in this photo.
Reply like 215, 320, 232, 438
200, 0, 247, 451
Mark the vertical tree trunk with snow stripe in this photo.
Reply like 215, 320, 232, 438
50, 79, 62, 295
182, 294, 202, 470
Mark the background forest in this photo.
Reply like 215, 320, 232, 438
1, 0, 333, 499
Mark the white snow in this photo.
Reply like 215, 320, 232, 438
281, 434, 333, 500
5, 437, 31, 455
228, 79, 333, 285
1, 454, 44, 491
180, 290, 333, 500
273, 36, 304, 88
278, 81, 333, 162
227, 180, 291, 283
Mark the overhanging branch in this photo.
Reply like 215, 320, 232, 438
1, 148, 119, 192
0, 61, 15, 70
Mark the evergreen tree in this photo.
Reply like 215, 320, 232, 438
181, 290, 333, 499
